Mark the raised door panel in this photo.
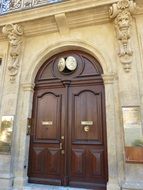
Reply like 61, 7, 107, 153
71, 148, 86, 177
31, 147, 45, 174
71, 87, 103, 144
88, 149, 104, 177
30, 146, 61, 176
70, 148, 104, 179
35, 92, 61, 141
46, 147, 61, 175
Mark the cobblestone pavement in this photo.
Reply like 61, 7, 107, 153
23, 184, 89, 190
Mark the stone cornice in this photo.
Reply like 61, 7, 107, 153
0, 0, 119, 37
135, 0, 143, 15
0, 0, 142, 38
0, 0, 118, 26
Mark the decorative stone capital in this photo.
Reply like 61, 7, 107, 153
102, 73, 118, 84
2, 24, 23, 82
109, 0, 136, 72
22, 83, 35, 92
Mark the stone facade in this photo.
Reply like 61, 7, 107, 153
0, 0, 143, 190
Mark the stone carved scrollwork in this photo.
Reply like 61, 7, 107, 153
2, 24, 23, 81
109, 0, 136, 72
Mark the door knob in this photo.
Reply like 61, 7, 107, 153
81, 121, 93, 132
84, 126, 90, 132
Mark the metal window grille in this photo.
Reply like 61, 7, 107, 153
0, 0, 66, 14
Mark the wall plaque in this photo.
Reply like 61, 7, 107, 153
122, 107, 143, 147
122, 107, 143, 163
0, 116, 14, 153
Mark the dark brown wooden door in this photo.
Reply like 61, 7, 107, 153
28, 86, 66, 185
28, 51, 108, 190
68, 84, 108, 189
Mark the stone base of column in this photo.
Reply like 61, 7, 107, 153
13, 176, 28, 190
107, 180, 121, 190
122, 181, 143, 190
0, 173, 14, 190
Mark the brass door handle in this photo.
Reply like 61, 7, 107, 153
60, 143, 63, 150
59, 142, 65, 154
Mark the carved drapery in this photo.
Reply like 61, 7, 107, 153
109, 0, 136, 72
2, 24, 23, 81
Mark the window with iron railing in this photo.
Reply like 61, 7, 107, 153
0, 0, 66, 14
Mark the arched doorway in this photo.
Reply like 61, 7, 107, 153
28, 50, 108, 189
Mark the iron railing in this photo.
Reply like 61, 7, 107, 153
0, 0, 65, 14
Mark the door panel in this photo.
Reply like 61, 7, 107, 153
71, 148, 86, 177
31, 147, 45, 174
36, 92, 61, 140
28, 87, 65, 185
68, 85, 107, 189
88, 149, 104, 177
47, 147, 61, 175
72, 89, 103, 142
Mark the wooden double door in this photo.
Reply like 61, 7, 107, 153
28, 51, 108, 189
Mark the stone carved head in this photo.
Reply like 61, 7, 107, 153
8, 32, 21, 47
115, 10, 131, 30
2, 24, 23, 47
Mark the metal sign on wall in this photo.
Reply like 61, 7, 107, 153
0, 116, 14, 153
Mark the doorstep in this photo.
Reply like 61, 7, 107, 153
23, 184, 88, 190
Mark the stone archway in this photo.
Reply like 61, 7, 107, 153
28, 50, 108, 189
13, 43, 122, 190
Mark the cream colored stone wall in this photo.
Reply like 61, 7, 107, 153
0, 0, 143, 190
121, 13, 143, 190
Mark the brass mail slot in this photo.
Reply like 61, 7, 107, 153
42, 121, 53, 126
81, 121, 93, 126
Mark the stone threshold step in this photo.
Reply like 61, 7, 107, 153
22, 184, 88, 190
